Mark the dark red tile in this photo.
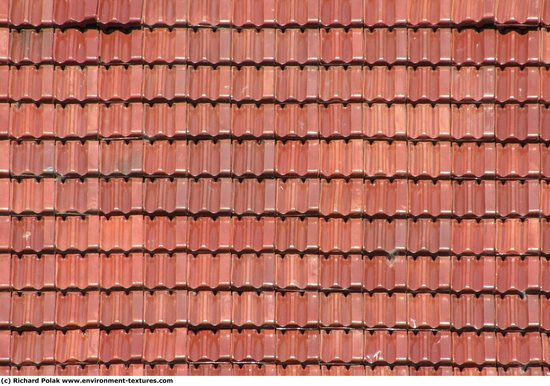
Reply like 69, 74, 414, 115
187, 66, 230, 102
497, 295, 540, 330
497, 104, 540, 142
55, 141, 99, 177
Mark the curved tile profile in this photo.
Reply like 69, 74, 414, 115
1, 0, 550, 374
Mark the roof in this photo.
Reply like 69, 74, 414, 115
1, 0, 550, 376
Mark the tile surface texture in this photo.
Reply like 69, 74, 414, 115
2, 0, 550, 376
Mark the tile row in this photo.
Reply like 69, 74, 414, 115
4, 0, 550, 28
3, 328, 550, 366
4, 140, 550, 178
6, 27, 550, 66
3, 363, 550, 376
5, 178, 550, 218
2, 254, 550, 293
4, 216, 550, 254
4, 65, 550, 103
4, 290, 550, 331
4, 103, 550, 142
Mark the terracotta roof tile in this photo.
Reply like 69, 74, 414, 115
232, 330, 276, 362
10, 29, 54, 64
2, 0, 550, 372
188, 28, 231, 64
100, 253, 143, 290
275, 0, 320, 27
495, 0, 541, 25
275, 292, 322, 328
97, 0, 143, 25
11, 330, 56, 365
275, 29, 319, 65
9, 0, 54, 27
55, 104, 99, 139
144, 252, 187, 290
232, 253, 275, 289
409, 28, 451, 65
497, 332, 542, 365
143, 28, 187, 64
452, 294, 496, 329
11, 291, 56, 328
142, 0, 188, 27
99, 330, 144, 363
452, 29, 496, 66
56, 292, 100, 328
100, 30, 143, 64
56, 254, 99, 290
143, 328, 187, 362
100, 291, 143, 327
187, 330, 231, 362
52, 0, 99, 26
